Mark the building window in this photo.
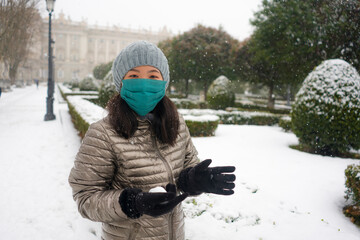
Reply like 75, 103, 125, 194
72, 54, 79, 61
58, 69, 64, 79
72, 70, 79, 80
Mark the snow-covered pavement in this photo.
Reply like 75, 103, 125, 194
0, 84, 359, 240
0, 85, 100, 239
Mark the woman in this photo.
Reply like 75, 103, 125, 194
68, 41, 236, 240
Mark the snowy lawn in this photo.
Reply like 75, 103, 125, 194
0, 85, 359, 239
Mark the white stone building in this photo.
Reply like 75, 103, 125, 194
0, 12, 172, 88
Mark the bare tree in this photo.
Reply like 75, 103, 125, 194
0, 0, 40, 85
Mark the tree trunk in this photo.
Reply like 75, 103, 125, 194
167, 80, 171, 95
185, 79, 189, 98
203, 80, 209, 101
267, 82, 275, 109
9, 62, 19, 86
286, 84, 291, 106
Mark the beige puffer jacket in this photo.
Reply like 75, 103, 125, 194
68, 114, 199, 240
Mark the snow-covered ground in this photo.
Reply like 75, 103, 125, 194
0, 85, 359, 239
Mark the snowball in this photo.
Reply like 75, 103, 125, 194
149, 186, 167, 193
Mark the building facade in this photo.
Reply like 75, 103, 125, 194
0, 12, 172, 88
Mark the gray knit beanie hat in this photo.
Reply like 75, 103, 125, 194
112, 40, 170, 92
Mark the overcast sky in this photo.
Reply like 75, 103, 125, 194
39, 0, 263, 41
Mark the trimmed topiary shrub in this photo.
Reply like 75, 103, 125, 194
278, 117, 292, 132
345, 164, 360, 205
344, 164, 360, 225
171, 98, 207, 109
79, 76, 98, 91
67, 101, 90, 138
98, 71, 117, 108
207, 75, 235, 110
183, 115, 219, 137
291, 59, 360, 156
178, 109, 285, 126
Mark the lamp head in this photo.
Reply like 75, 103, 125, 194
45, 0, 55, 13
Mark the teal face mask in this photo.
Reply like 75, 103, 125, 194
120, 78, 166, 116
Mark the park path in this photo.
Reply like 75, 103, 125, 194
0, 84, 100, 239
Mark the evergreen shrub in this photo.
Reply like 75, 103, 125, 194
184, 115, 219, 137
171, 98, 207, 109
278, 117, 292, 132
97, 71, 117, 108
79, 76, 98, 91
218, 113, 281, 126
234, 102, 291, 114
344, 164, 360, 225
207, 75, 235, 109
291, 59, 360, 156
345, 164, 360, 205
67, 102, 90, 138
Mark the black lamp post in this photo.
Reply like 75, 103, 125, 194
44, 0, 56, 121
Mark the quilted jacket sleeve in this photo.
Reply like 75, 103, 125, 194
68, 120, 128, 223
181, 116, 200, 169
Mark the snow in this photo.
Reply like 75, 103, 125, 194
66, 95, 107, 124
178, 108, 279, 118
58, 84, 98, 95
208, 75, 233, 97
295, 59, 360, 114
183, 114, 219, 122
1, 84, 360, 240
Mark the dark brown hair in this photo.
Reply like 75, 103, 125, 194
106, 94, 180, 146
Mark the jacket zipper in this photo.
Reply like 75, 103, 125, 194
152, 135, 175, 184
152, 135, 175, 240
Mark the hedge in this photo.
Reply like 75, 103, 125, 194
58, 84, 104, 138
171, 98, 208, 109
345, 164, 360, 205
183, 115, 219, 137
278, 117, 292, 132
179, 109, 287, 126
234, 102, 291, 114
67, 101, 90, 138
58, 84, 219, 138
344, 164, 360, 225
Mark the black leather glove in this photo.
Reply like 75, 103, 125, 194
177, 159, 236, 195
119, 183, 188, 219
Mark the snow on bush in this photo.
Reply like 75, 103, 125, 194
171, 98, 206, 109
179, 109, 283, 126
183, 114, 219, 122
98, 71, 117, 107
207, 75, 235, 109
345, 164, 360, 205
79, 76, 98, 91
57, 83, 72, 94
291, 59, 360, 155
183, 114, 219, 137
67, 96, 107, 125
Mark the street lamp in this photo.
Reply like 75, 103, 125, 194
44, 0, 56, 121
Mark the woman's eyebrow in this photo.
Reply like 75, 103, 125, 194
128, 68, 140, 72
148, 69, 160, 73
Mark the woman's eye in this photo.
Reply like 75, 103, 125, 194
129, 74, 138, 78
149, 75, 159, 79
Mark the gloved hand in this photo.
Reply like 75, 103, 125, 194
177, 159, 236, 195
119, 183, 188, 219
